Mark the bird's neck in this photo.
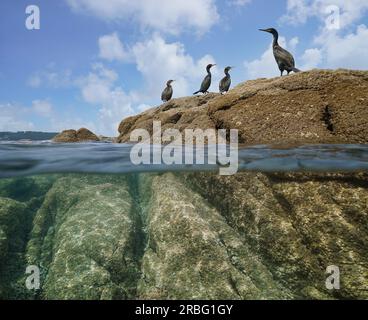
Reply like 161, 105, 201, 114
272, 32, 279, 47
225, 71, 230, 76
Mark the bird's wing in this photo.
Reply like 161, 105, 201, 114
219, 76, 231, 92
161, 88, 167, 101
200, 75, 211, 92
161, 87, 172, 101
274, 45, 295, 68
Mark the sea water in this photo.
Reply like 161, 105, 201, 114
0, 141, 367, 300
0, 141, 367, 178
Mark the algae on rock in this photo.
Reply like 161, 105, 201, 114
1, 172, 367, 300
26, 174, 143, 300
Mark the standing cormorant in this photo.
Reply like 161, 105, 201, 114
259, 28, 300, 76
161, 80, 175, 102
193, 64, 216, 95
219, 66, 233, 94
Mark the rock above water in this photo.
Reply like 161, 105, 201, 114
117, 69, 368, 145
53, 128, 100, 143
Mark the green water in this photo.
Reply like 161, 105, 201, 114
0, 172, 367, 300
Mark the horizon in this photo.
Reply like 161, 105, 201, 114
1, 0, 367, 136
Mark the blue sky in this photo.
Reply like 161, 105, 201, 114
0, 0, 367, 135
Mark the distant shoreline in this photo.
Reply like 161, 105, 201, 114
0, 131, 59, 141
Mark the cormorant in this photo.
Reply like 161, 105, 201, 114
259, 28, 300, 76
219, 66, 233, 94
161, 80, 175, 102
193, 64, 216, 95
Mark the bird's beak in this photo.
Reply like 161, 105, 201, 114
259, 29, 267, 32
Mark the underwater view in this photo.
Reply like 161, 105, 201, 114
0, 142, 367, 300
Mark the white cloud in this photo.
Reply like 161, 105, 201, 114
27, 69, 73, 88
0, 101, 94, 133
66, 0, 219, 35
228, 0, 252, 6
78, 34, 220, 134
26, 33, 220, 135
281, 0, 368, 29
98, 33, 129, 62
0, 103, 35, 132
32, 100, 53, 117
131, 33, 218, 98
75, 34, 220, 134
246, 0, 368, 79
281, 0, 368, 70
77, 63, 135, 134
315, 24, 368, 69
300, 48, 323, 70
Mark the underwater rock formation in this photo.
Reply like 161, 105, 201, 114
25, 175, 142, 300
117, 69, 368, 145
0, 176, 56, 299
0, 172, 367, 300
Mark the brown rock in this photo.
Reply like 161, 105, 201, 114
53, 130, 78, 143
76, 128, 100, 142
117, 69, 368, 145
53, 128, 99, 143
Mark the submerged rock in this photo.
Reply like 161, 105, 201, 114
53, 128, 100, 143
117, 69, 368, 145
0, 198, 27, 298
26, 175, 142, 300
0, 172, 367, 300
136, 174, 291, 300
0, 176, 57, 299
181, 172, 368, 299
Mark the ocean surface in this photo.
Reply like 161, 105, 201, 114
0, 141, 367, 178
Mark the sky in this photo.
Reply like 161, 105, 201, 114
0, 0, 367, 135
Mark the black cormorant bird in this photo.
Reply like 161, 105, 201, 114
259, 28, 300, 76
193, 64, 216, 95
161, 80, 175, 102
219, 66, 233, 94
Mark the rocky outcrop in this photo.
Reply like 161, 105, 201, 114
117, 70, 368, 145
1, 172, 367, 300
53, 128, 100, 143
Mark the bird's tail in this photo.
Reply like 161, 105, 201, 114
193, 91, 200, 95
292, 67, 301, 73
